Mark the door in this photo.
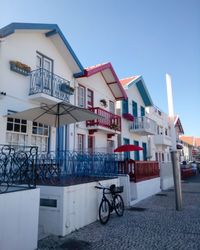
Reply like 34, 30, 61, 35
123, 138, 130, 159
36, 53, 53, 90
142, 142, 147, 161
88, 135, 94, 154
134, 140, 140, 161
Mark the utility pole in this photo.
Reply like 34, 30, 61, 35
166, 73, 183, 211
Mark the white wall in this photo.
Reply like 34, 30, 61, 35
75, 73, 118, 151
130, 177, 161, 205
0, 31, 76, 149
117, 83, 148, 160
0, 188, 40, 250
39, 178, 119, 236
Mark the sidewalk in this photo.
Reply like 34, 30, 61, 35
38, 175, 200, 250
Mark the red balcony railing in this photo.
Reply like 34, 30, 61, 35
117, 160, 160, 182
86, 107, 121, 132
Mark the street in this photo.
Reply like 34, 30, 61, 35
38, 175, 200, 250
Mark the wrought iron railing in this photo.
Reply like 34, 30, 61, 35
35, 150, 118, 185
29, 69, 73, 102
86, 107, 121, 132
0, 145, 38, 193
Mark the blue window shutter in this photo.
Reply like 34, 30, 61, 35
134, 140, 140, 160
132, 101, 138, 117
122, 99, 128, 114
142, 142, 147, 161
141, 106, 145, 116
123, 138, 130, 159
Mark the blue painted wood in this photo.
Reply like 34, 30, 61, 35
142, 142, 147, 161
134, 140, 140, 161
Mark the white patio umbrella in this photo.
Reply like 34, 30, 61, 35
6, 102, 102, 150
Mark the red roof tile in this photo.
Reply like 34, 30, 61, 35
180, 136, 194, 146
120, 76, 140, 86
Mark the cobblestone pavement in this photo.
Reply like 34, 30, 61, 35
38, 175, 200, 250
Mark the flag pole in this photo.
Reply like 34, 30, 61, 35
166, 73, 183, 211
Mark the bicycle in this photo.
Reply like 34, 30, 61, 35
95, 183, 124, 224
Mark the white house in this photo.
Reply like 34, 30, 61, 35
115, 76, 162, 205
0, 22, 85, 152
74, 63, 127, 153
117, 75, 156, 160
148, 106, 172, 163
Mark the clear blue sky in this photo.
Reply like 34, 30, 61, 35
1, 0, 200, 136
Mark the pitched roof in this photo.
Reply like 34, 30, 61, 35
0, 22, 84, 75
120, 76, 153, 107
174, 115, 184, 134
74, 62, 128, 100
195, 138, 200, 147
120, 76, 140, 86
179, 136, 194, 146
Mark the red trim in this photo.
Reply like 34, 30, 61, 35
89, 129, 98, 135
75, 62, 128, 100
107, 133, 115, 139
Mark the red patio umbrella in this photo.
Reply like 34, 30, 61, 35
114, 144, 144, 153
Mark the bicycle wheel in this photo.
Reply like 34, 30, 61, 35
99, 199, 110, 224
114, 194, 124, 216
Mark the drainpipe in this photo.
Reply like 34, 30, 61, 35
73, 78, 78, 151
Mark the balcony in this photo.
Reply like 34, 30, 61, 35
130, 116, 157, 135
86, 107, 121, 133
29, 69, 73, 103
154, 134, 172, 146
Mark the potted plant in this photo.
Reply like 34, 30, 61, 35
9, 60, 31, 76
110, 123, 119, 131
100, 99, 107, 107
60, 83, 74, 95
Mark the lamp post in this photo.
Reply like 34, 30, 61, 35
166, 73, 183, 211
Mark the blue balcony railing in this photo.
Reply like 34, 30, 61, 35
35, 150, 118, 185
29, 69, 74, 102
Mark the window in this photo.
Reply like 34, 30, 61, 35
6, 110, 28, 146
141, 106, 145, 117
7, 117, 27, 133
87, 89, 93, 108
165, 128, 168, 136
107, 140, 114, 154
77, 134, 84, 152
32, 122, 49, 136
109, 101, 115, 114
31, 122, 49, 152
157, 126, 159, 135
162, 153, 165, 162
122, 99, 128, 114
88, 135, 94, 153
155, 152, 158, 161
78, 85, 85, 108
36, 52, 53, 89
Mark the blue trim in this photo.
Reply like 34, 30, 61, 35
0, 23, 84, 74
128, 77, 153, 107
73, 71, 85, 78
